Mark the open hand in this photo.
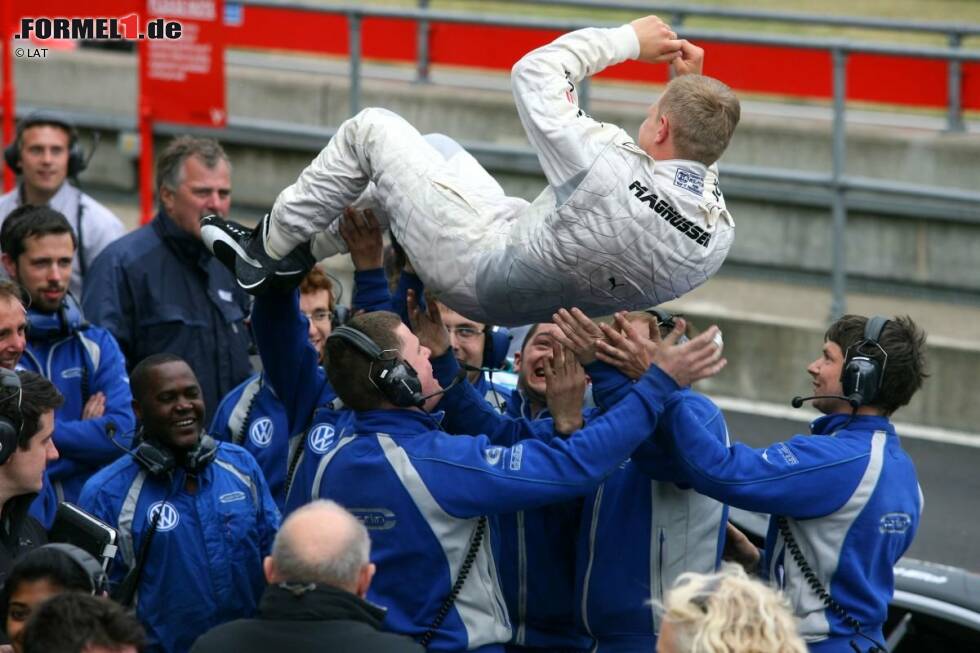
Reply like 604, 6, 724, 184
339, 207, 383, 271
597, 315, 726, 386
631, 15, 683, 64
543, 342, 586, 435
553, 307, 604, 366
407, 288, 450, 357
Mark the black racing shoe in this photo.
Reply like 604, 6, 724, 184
201, 214, 314, 295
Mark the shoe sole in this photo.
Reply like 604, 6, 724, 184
200, 221, 266, 270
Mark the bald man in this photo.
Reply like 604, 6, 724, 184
190, 500, 423, 653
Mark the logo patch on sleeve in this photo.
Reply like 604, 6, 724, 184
879, 512, 912, 534
673, 168, 705, 196
773, 442, 799, 466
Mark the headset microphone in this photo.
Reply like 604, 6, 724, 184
417, 367, 467, 403
791, 394, 859, 409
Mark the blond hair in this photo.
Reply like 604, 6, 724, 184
658, 75, 740, 166
661, 565, 806, 653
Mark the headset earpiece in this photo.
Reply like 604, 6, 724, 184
40, 543, 109, 595
131, 431, 217, 477
328, 325, 425, 408
4, 112, 87, 177
184, 435, 218, 474
482, 325, 512, 370
840, 316, 890, 408
0, 369, 24, 466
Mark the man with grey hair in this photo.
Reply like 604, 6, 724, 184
83, 135, 252, 419
190, 500, 423, 653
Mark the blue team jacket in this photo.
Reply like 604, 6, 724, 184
245, 268, 393, 516
307, 360, 675, 652
78, 442, 280, 653
209, 373, 294, 511
654, 384, 922, 653
575, 388, 728, 652
20, 315, 135, 527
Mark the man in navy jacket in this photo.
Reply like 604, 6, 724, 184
83, 136, 251, 420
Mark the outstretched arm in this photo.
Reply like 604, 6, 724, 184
511, 17, 681, 190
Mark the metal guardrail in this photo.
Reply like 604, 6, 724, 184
450, 0, 980, 132
238, 0, 980, 319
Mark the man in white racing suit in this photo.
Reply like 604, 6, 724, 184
202, 16, 740, 327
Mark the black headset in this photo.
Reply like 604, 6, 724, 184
0, 369, 24, 466
130, 431, 219, 477
482, 325, 512, 370
328, 325, 425, 408
4, 112, 87, 178
39, 543, 109, 596
840, 315, 890, 408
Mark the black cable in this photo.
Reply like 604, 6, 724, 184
777, 517, 887, 652
419, 516, 487, 648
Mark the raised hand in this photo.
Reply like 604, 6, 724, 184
630, 15, 683, 64
339, 207, 383, 271
595, 312, 652, 380
552, 307, 604, 366
542, 342, 586, 435
671, 39, 705, 77
407, 288, 450, 358
597, 314, 725, 386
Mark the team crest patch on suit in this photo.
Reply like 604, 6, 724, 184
249, 417, 274, 448
308, 423, 336, 454
673, 168, 704, 196
60, 367, 83, 379
484, 446, 504, 467
219, 491, 246, 504
147, 501, 180, 532
509, 444, 524, 471
350, 508, 396, 530
879, 512, 912, 534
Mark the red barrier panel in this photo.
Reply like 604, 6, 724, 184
223, 6, 978, 111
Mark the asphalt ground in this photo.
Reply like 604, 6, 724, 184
723, 408, 980, 573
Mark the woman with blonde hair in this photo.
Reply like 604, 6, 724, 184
658, 565, 807, 653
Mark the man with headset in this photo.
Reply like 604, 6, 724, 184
0, 112, 125, 298
0, 367, 63, 585
79, 354, 280, 653
308, 304, 725, 651
596, 313, 927, 653
0, 206, 134, 528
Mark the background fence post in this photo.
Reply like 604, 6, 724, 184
349, 12, 362, 116
830, 47, 849, 321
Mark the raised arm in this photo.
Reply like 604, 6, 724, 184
510, 17, 681, 190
